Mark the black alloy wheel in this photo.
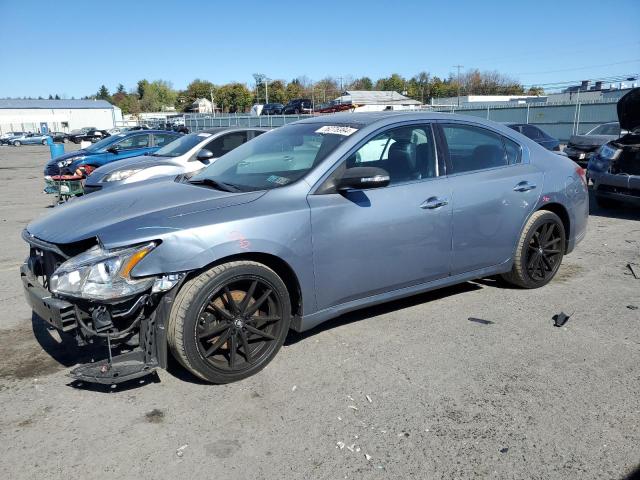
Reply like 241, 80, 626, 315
168, 261, 291, 383
502, 210, 565, 288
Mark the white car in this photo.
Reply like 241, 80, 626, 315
83, 127, 267, 194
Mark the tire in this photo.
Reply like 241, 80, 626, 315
41, 139, 47, 145
63, 138, 68, 144
167, 261, 291, 383
13, 141, 20, 146
501, 210, 565, 289
595, 195, 618, 209
294, 109, 300, 114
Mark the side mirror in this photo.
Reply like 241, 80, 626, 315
196, 149, 215, 162
337, 166, 390, 191
107, 146, 119, 154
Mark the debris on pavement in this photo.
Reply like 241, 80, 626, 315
348, 405, 358, 411
291, 385, 297, 392
176, 444, 188, 457
365, 454, 372, 461
468, 317, 494, 325
500, 447, 509, 454
366, 395, 372, 403
553, 312, 571, 327
346, 444, 356, 452
336, 441, 345, 450
628, 263, 640, 279
627, 305, 638, 310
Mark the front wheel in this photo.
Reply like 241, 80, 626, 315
502, 210, 565, 288
167, 261, 291, 383
41, 139, 47, 145
13, 141, 20, 146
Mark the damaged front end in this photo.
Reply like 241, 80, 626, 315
20, 230, 185, 384
588, 135, 640, 205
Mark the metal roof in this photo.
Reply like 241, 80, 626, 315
336, 90, 422, 105
0, 99, 115, 109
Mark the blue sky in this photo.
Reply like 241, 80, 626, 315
1, 0, 638, 97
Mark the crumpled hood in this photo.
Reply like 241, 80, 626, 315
26, 177, 265, 245
617, 87, 640, 133
85, 155, 175, 185
567, 134, 616, 148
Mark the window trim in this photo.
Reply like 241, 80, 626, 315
434, 122, 526, 177
313, 121, 441, 195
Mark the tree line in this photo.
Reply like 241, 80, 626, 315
41, 69, 545, 115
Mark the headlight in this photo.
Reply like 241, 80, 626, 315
57, 156, 84, 168
101, 168, 142, 183
50, 243, 156, 300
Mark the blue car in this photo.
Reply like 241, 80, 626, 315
43, 130, 182, 182
506, 124, 561, 151
10, 132, 52, 146
22, 112, 588, 385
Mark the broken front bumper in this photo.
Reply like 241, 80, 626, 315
20, 262, 178, 384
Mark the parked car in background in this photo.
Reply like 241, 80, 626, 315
21, 112, 588, 385
126, 125, 150, 131
49, 131, 69, 143
587, 88, 640, 208
43, 130, 182, 193
9, 132, 52, 146
262, 103, 284, 115
84, 127, 266, 194
68, 129, 110, 144
283, 98, 313, 114
506, 123, 560, 151
0, 131, 26, 145
565, 122, 625, 167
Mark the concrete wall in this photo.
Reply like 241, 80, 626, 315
0, 108, 120, 134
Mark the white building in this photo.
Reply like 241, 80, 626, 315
191, 98, 214, 113
0, 99, 122, 134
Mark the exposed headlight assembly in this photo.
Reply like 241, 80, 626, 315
101, 168, 142, 183
50, 243, 156, 300
57, 156, 84, 168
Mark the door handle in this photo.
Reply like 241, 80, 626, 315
513, 181, 537, 192
420, 197, 449, 209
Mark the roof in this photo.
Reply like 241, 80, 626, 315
296, 110, 491, 126
336, 90, 422, 105
0, 99, 115, 109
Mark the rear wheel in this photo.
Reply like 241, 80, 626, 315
502, 210, 565, 288
13, 140, 20, 146
41, 139, 47, 145
167, 261, 291, 383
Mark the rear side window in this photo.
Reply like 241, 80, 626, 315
522, 125, 543, 139
203, 131, 249, 158
153, 133, 178, 147
115, 134, 149, 149
503, 137, 522, 164
441, 124, 508, 174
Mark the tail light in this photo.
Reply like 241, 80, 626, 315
576, 166, 587, 187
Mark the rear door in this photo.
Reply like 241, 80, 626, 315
436, 122, 542, 275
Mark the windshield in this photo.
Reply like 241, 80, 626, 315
190, 123, 360, 191
587, 123, 620, 136
152, 132, 207, 157
84, 133, 126, 152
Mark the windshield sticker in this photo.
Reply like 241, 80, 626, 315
267, 175, 290, 185
315, 125, 358, 136
197, 133, 212, 137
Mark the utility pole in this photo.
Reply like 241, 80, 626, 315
453, 65, 463, 106
265, 78, 270, 104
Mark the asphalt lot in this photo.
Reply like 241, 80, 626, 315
0, 144, 638, 480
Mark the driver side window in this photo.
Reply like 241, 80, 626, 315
346, 125, 436, 184
114, 134, 150, 150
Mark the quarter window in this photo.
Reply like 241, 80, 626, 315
503, 137, 522, 164
346, 125, 437, 184
153, 133, 177, 147
441, 124, 508, 174
203, 131, 249, 158
114, 134, 149, 149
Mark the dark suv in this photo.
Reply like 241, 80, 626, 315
262, 103, 284, 115
283, 99, 312, 114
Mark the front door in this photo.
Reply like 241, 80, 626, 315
308, 124, 452, 311
438, 122, 542, 275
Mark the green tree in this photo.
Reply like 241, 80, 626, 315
349, 77, 373, 90
139, 80, 177, 112
263, 80, 286, 104
96, 85, 110, 101
177, 79, 217, 111
137, 79, 149, 99
48, 94, 53, 100
216, 83, 253, 113
285, 79, 304, 102
375, 73, 406, 93
54, 94, 60, 100
527, 86, 544, 96
116, 84, 125, 94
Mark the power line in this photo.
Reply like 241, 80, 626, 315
514, 59, 640, 76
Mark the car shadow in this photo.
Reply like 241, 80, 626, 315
588, 188, 640, 221
284, 281, 483, 346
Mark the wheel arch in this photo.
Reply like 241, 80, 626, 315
536, 202, 570, 253
190, 252, 303, 321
